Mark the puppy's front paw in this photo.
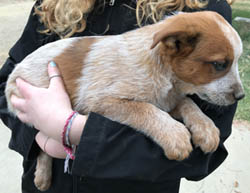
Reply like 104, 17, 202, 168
190, 118, 220, 153
34, 151, 53, 191
161, 122, 193, 161
34, 166, 52, 191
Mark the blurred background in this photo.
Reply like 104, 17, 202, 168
0, 0, 249, 192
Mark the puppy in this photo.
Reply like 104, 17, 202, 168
5, 11, 244, 191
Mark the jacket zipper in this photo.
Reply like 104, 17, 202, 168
109, 0, 115, 6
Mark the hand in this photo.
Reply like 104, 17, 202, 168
10, 61, 73, 142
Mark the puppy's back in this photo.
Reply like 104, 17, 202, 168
5, 37, 82, 115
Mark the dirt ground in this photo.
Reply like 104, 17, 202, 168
0, 1, 35, 192
0, 1, 250, 193
0, 0, 33, 66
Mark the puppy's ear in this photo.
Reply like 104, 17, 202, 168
151, 22, 200, 56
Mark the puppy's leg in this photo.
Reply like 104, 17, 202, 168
95, 98, 193, 160
34, 151, 52, 191
170, 97, 220, 153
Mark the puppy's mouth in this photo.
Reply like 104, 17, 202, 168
196, 92, 235, 106
198, 93, 212, 103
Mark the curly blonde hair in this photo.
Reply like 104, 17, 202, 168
35, 0, 96, 38
35, 0, 234, 38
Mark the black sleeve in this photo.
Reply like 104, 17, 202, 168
71, 0, 235, 181
72, 101, 235, 181
0, 1, 58, 160
205, 0, 232, 24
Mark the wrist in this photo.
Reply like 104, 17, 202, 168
44, 110, 86, 145
69, 114, 87, 145
41, 109, 73, 143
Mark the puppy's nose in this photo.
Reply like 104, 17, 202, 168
232, 83, 245, 101
234, 92, 245, 101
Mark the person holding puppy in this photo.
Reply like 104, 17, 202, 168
0, 0, 237, 193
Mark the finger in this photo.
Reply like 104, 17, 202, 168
46, 138, 67, 159
35, 132, 50, 152
48, 61, 65, 90
10, 95, 26, 112
16, 110, 30, 124
36, 132, 67, 159
16, 78, 35, 99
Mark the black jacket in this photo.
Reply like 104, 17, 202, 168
0, 0, 236, 193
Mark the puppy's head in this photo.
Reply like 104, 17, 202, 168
152, 11, 244, 106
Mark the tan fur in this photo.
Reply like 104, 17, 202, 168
54, 37, 97, 102
170, 98, 220, 153
5, 11, 244, 191
34, 151, 52, 191
92, 97, 192, 160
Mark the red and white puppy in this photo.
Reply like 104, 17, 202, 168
5, 11, 244, 191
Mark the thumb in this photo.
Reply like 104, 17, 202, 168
48, 61, 65, 90
16, 78, 36, 99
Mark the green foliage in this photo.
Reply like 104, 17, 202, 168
232, 0, 250, 19
232, 20, 250, 121
231, 0, 250, 121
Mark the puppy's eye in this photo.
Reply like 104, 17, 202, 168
210, 60, 228, 71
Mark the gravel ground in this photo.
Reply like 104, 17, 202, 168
0, 1, 250, 193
